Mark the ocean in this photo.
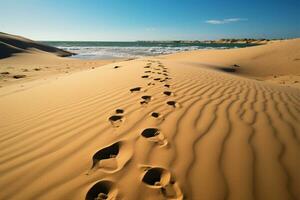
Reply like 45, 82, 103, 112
42, 41, 257, 59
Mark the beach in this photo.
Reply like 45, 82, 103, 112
0, 34, 300, 200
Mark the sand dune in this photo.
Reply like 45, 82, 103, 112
0, 40, 300, 200
0, 33, 121, 88
0, 32, 74, 58
163, 39, 300, 88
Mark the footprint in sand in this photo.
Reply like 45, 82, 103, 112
142, 75, 150, 79
144, 66, 150, 68
108, 115, 123, 127
130, 87, 142, 93
115, 109, 124, 114
88, 141, 132, 174
151, 112, 160, 118
114, 66, 121, 69
147, 82, 155, 86
140, 95, 152, 104
166, 101, 177, 108
90, 142, 119, 171
150, 112, 164, 122
145, 71, 151, 73
141, 167, 183, 199
153, 78, 161, 81
86, 180, 118, 200
164, 84, 170, 88
163, 91, 173, 96
140, 128, 167, 146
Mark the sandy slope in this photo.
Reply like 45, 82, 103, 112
0, 32, 73, 58
162, 39, 300, 88
0, 40, 300, 200
0, 32, 121, 88
0, 50, 122, 89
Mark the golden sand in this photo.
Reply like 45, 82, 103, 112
0, 37, 299, 200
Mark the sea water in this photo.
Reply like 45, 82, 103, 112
42, 41, 257, 59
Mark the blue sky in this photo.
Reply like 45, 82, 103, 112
1, 0, 299, 41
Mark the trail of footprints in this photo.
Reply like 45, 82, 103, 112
86, 61, 182, 199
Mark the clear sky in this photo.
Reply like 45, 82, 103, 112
1, 0, 299, 41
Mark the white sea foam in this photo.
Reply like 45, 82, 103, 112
58, 46, 228, 59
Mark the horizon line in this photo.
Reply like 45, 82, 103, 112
38, 38, 295, 42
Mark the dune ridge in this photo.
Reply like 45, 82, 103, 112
0, 47, 299, 200
0, 32, 74, 59
162, 38, 300, 88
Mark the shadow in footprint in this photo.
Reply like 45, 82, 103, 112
141, 128, 167, 146
142, 75, 149, 78
147, 82, 155, 86
141, 167, 183, 199
115, 109, 124, 114
108, 115, 123, 127
90, 142, 120, 169
109, 115, 122, 121
153, 78, 161, 81
164, 84, 170, 88
130, 87, 142, 92
142, 167, 170, 188
141, 128, 159, 138
86, 180, 118, 200
163, 91, 172, 96
151, 112, 160, 118
140, 95, 151, 104
88, 141, 132, 174
167, 101, 177, 108
114, 66, 121, 69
